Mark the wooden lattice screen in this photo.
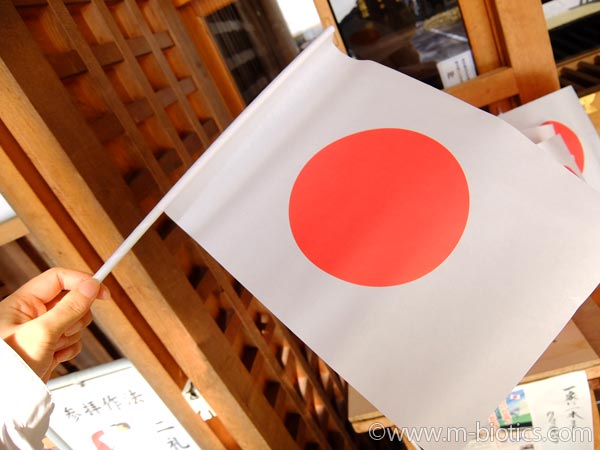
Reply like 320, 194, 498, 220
0, 1, 359, 449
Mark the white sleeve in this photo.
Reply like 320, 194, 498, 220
0, 338, 54, 450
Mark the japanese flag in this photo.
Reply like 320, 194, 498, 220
163, 29, 600, 449
500, 86, 600, 191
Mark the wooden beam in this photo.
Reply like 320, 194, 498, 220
0, 4, 296, 448
0, 240, 40, 291
120, 0, 216, 147
494, 0, 560, 103
573, 295, 600, 358
149, 0, 232, 129
459, 0, 505, 73
88, 0, 194, 167
0, 216, 28, 246
46, 0, 172, 193
312, 0, 347, 54
444, 67, 519, 109
0, 120, 227, 450
178, 2, 246, 118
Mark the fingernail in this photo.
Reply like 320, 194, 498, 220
78, 278, 100, 299
98, 285, 112, 300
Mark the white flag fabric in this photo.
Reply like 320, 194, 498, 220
500, 86, 600, 191
164, 29, 600, 449
537, 135, 583, 177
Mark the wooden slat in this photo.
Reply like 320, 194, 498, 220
0, 118, 227, 450
459, 0, 505, 73
0, 240, 40, 291
47, 42, 128, 78
46, 0, 172, 192
47, 49, 87, 79
49, 44, 123, 80
127, 98, 154, 123
147, 0, 232, 129
121, 0, 215, 148
125, 167, 155, 202
493, 0, 560, 103
196, 245, 357, 450
89, 0, 193, 166
202, 117, 219, 140
130, 32, 174, 56
181, 131, 202, 155
0, 216, 28, 246
92, 41, 124, 67
47, 32, 175, 80
160, 225, 355, 449
12, 0, 90, 5
90, 112, 124, 143
0, 5, 298, 448
156, 148, 183, 175
311, 0, 347, 53
155, 78, 197, 108
177, 3, 245, 118
444, 67, 519, 108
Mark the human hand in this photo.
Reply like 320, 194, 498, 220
0, 268, 110, 382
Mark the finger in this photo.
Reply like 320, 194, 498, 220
55, 331, 82, 352
46, 285, 108, 313
54, 341, 83, 364
44, 291, 67, 312
64, 311, 92, 337
38, 278, 100, 335
42, 358, 59, 383
98, 285, 111, 301
42, 338, 83, 382
15, 268, 93, 305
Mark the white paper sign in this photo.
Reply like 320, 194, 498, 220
47, 359, 201, 450
437, 50, 477, 88
523, 371, 593, 450
467, 371, 594, 450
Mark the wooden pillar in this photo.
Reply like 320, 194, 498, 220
254, 0, 299, 66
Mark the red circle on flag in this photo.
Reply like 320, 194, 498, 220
543, 120, 585, 172
289, 128, 470, 287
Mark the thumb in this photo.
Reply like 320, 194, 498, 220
39, 278, 100, 336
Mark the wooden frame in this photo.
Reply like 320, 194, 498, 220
0, 1, 358, 449
313, 0, 560, 111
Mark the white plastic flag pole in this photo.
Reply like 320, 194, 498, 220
92, 130, 219, 282
92, 203, 164, 282
92, 145, 216, 282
